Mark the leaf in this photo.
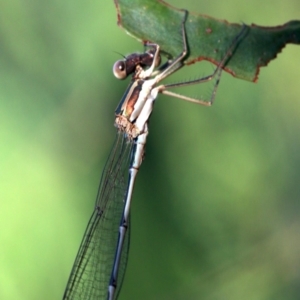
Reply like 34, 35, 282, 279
114, 0, 300, 82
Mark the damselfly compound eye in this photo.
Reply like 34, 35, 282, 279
113, 60, 127, 79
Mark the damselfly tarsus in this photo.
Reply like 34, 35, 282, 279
63, 10, 247, 300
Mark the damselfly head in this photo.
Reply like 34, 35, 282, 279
113, 53, 143, 80
113, 47, 161, 80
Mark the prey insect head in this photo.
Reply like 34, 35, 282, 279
113, 47, 161, 80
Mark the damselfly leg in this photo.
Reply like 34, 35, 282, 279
158, 24, 247, 105
120, 11, 247, 107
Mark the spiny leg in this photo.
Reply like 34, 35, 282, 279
138, 42, 161, 78
139, 9, 189, 81
154, 9, 189, 82
157, 24, 248, 106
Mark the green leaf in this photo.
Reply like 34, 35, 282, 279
114, 0, 300, 82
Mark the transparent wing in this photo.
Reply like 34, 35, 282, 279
63, 132, 133, 300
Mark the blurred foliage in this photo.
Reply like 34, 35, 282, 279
1, 0, 300, 299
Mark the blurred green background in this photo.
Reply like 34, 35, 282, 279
1, 0, 300, 299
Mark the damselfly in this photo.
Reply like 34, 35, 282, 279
63, 10, 247, 300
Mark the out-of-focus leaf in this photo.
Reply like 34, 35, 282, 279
114, 0, 300, 82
